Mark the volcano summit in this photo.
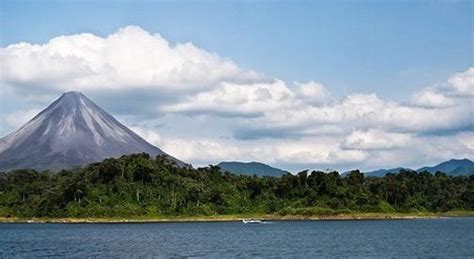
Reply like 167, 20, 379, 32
0, 92, 186, 171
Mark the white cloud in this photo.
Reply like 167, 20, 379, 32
296, 81, 330, 105
411, 89, 454, 108
1, 26, 261, 94
448, 67, 474, 96
162, 138, 246, 165
129, 126, 163, 147
164, 66, 472, 139
342, 129, 411, 150
0, 25, 472, 171
4, 108, 41, 129
411, 68, 474, 108
159, 67, 473, 171
160, 136, 369, 170
160, 130, 473, 172
163, 80, 332, 117
236, 91, 471, 139
163, 80, 298, 116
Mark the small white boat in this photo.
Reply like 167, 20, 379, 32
242, 219, 263, 224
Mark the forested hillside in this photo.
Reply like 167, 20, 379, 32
217, 161, 287, 177
0, 153, 472, 218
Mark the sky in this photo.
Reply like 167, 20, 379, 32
0, 0, 473, 172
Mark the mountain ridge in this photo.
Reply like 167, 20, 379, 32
360, 158, 473, 177
416, 158, 473, 176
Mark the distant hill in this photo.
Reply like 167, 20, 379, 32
357, 158, 473, 177
417, 159, 473, 176
363, 167, 414, 177
217, 161, 288, 177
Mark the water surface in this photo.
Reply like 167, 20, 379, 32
1, 218, 473, 257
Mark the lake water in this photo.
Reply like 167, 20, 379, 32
1, 218, 473, 257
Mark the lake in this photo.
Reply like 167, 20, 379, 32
1, 218, 473, 257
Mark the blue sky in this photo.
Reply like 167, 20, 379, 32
1, 0, 472, 99
0, 0, 473, 171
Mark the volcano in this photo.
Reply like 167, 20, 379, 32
0, 91, 186, 171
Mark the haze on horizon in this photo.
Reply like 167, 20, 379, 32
0, 0, 472, 172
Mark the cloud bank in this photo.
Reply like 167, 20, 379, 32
1, 26, 260, 94
1, 26, 473, 171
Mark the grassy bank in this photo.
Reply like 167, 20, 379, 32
1, 211, 473, 224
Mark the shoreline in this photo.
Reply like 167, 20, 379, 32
1, 212, 472, 224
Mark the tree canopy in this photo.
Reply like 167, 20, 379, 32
0, 153, 472, 218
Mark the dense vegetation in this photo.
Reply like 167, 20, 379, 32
0, 153, 472, 218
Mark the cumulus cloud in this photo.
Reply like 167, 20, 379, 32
158, 66, 473, 170
448, 67, 474, 96
412, 68, 474, 108
129, 126, 163, 147
164, 66, 472, 140
161, 138, 246, 164
233, 91, 471, 140
296, 81, 331, 105
1, 26, 260, 94
4, 108, 41, 129
158, 130, 473, 172
342, 129, 411, 150
1, 25, 472, 171
163, 80, 298, 117
411, 89, 454, 108
160, 136, 369, 169
163, 80, 334, 117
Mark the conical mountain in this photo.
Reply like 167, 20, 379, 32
0, 91, 186, 171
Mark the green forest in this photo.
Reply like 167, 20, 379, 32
0, 153, 473, 218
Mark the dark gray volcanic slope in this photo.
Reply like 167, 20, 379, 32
0, 92, 186, 171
